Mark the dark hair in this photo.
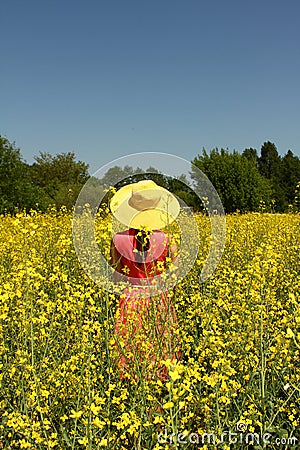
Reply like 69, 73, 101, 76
134, 229, 150, 258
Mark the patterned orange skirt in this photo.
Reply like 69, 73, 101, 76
113, 288, 181, 381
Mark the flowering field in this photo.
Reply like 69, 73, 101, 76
0, 210, 299, 449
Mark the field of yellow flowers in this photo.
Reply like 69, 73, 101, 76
0, 208, 299, 449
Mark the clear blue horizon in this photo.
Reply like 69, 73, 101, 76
1, 0, 300, 174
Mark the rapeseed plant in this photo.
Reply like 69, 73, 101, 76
0, 209, 299, 448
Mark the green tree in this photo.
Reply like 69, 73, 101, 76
192, 148, 272, 213
30, 151, 89, 210
257, 141, 295, 211
242, 148, 259, 167
280, 150, 300, 207
98, 165, 199, 212
0, 135, 38, 213
98, 165, 136, 189
76, 176, 105, 212
258, 141, 281, 179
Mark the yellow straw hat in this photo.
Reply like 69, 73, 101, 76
110, 180, 180, 230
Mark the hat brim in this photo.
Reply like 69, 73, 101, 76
110, 183, 180, 230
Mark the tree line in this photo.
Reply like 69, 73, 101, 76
1, 134, 299, 214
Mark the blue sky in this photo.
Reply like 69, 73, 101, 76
1, 0, 300, 174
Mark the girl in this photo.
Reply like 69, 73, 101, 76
109, 180, 181, 381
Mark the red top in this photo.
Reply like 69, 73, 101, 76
112, 228, 169, 282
